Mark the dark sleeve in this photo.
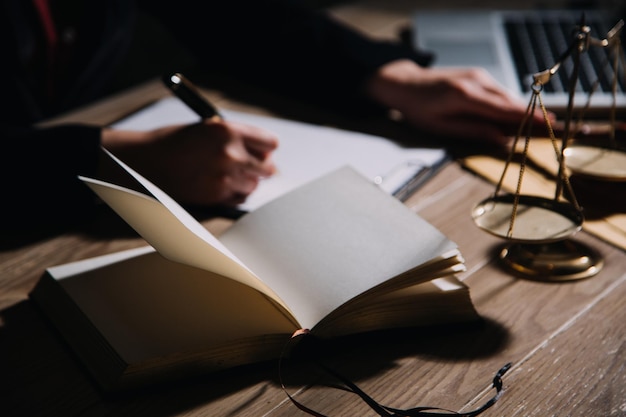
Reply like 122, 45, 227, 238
0, 0, 134, 235
0, 123, 102, 234
139, 0, 433, 114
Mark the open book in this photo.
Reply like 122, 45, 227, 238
30, 151, 477, 391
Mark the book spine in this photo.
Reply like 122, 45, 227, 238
30, 272, 128, 391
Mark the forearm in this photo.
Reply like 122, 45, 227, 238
140, 0, 432, 113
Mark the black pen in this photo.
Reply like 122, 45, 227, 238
162, 72, 223, 120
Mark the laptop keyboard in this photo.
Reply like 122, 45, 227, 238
504, 12, 625, 95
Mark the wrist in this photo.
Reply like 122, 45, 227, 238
365, 59, 423, 111
101, 128, 152, 151
98, 128, 154, 180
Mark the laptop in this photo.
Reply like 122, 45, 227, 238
412, 9, 626, 116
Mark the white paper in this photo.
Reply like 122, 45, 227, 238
112, 97, 447, 211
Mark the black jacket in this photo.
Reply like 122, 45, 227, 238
0, 0, 432, 233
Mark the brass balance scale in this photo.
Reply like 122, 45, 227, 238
472, 16, 625, 281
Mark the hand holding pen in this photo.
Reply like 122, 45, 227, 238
158, 72, 278, 205
100, 73, 278, 207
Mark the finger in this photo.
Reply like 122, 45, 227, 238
244, 130, 279, 151
241, 156, 277, 178
211, 172, 261, 206
229, 172, 260, 198
228, 122, 279, 157
435, 67, 507, 93
221, 123, 279, 179
245, 138, 279, 161
219, 191, 250, 206
224, 138, 277, 178
439, 69, 533, 123
451, 90, 533, 125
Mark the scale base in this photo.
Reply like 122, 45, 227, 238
499, 240, 603, 281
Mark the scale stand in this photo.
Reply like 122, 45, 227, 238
564, 19, 626, 182
472, 16, 611, 281
472, 192, 603, 281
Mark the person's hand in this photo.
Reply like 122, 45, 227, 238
366, 59, 548, 145
101, 119, 278, 206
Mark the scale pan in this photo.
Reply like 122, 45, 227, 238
472, 194, 583, 243
564, 145, 626, 181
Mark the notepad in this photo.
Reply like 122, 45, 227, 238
111, 97, 447, 211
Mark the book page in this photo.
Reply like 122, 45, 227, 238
79, 151, 291, 315
51, 248, 297, 363
112, 97, 447, 211
219, 166, 459, 330
312, 276, 476, 337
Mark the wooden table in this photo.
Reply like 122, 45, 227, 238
2, 2, 625, 416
